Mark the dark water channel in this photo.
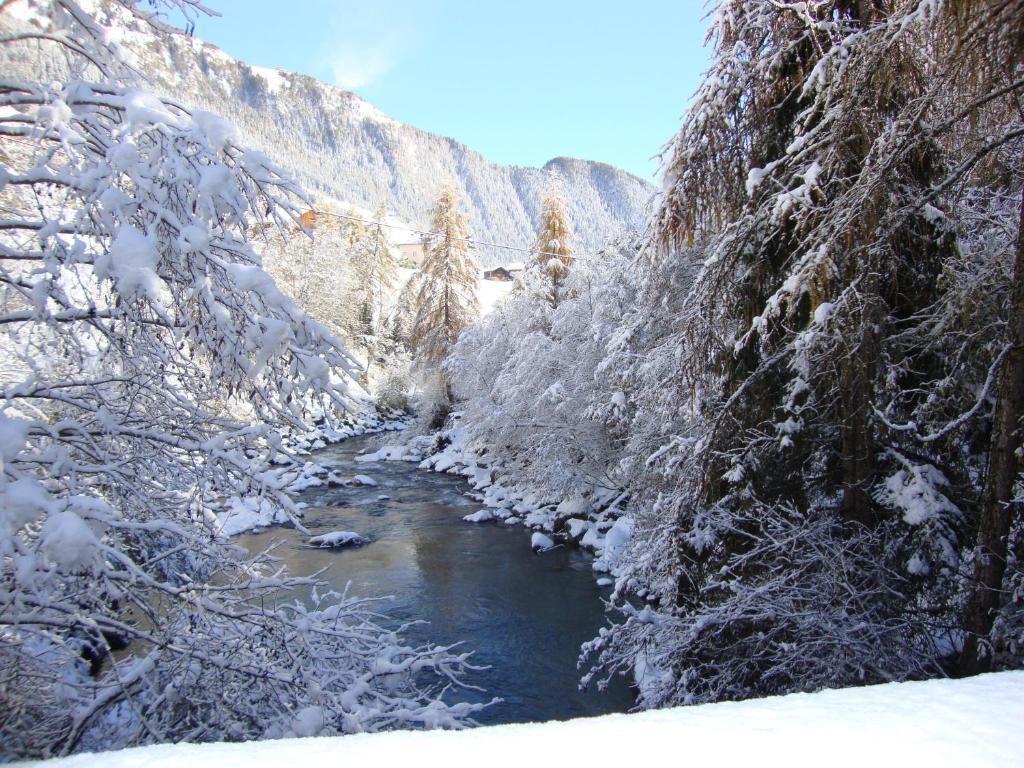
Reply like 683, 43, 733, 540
236, 435, 635, 725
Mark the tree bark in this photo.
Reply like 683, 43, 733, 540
960, 186, 1024, 675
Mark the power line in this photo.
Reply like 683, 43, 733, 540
313, 208, 581, 262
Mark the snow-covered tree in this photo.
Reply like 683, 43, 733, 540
364, 201, 399, 327
528, 174, 574, 308
932, 0, 1024, 675
584, 0, 1024, 705
448, 241, 637, 507
259, 205, 361, 341
346, 201, 399, 370
410, 184, 479, 413
0, 2, 484, 758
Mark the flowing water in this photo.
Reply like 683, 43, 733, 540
236, 435, 635, 725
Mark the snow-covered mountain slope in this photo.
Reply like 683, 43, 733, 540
1, 2, 655, 267
26, 672, 1024, 768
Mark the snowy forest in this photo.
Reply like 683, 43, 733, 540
1, 0, 1022, 763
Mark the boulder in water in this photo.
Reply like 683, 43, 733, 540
308, 531, 370, 549
531, 532, 557, 553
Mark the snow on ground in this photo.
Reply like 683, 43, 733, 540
24, 672, 1024, 768
530, 531, 556, 552
346, 93, 400, 127
250, 65, 287, 94
479, 276, 514, 316
214, 495, 292, 537
356, 444, 420, 462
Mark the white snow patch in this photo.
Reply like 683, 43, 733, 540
880, 461, 958, 526
566, 518, 593, 540
556, 495, 589, 518
252, 66, 287, 95
29, 672, 1024, 767
290, 706, 326, 737
479, 276, 515, 316
0, 414, 29, 462
813, 301, 835, 325
122, 88, 179, 130
191, 110, 238, 152
94, 226, 168, 306
356, 444, 420, 462
592, 516, 632, 572
348, 95, 399, 127
1, 478, 54, 533
215, 496, 289, 536
40, 510, 100, 572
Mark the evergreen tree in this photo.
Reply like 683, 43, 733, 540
529, 175, 574, 308
586, 0, 992, 705
260, 204, 358, 340
411, 185, 480, 374
340, 201, 399, 374
935, 0, 1024, 675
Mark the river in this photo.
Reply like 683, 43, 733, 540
236, 434, 635, 725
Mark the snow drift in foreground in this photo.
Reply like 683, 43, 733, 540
25, 672, 1023, 768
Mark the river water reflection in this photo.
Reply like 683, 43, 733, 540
236, 435, 635, 724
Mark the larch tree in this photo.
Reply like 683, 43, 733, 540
410, 184, 480, 407
585, 0, 1012, 705
528, 175, 574, 308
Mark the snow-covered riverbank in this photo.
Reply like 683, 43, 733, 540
24, 672, 1024, 768
212, 416, 409, 536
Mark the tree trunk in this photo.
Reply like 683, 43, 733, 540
839, 289, 882, 525
960, 186, 1024, 675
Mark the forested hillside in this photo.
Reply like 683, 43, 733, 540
1, 0, 655, 266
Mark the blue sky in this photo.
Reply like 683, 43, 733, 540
187, 1, 712, 181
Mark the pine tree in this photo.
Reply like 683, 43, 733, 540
586, 0, 976, 705
411, 185, 480, 373
529, 175, 574, 308
260, 203, 358, 340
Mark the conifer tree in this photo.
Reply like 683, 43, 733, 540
260, 204, 357, 340
411, 185, 480, 371
586, 0, 977, 706
529, 175, 574, 308
936, 0, 1024, 675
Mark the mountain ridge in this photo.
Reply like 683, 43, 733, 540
1, 2, 656, 265
138, 12, 655, 264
